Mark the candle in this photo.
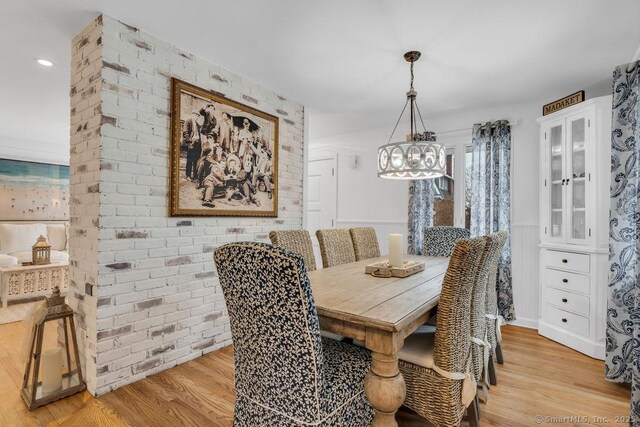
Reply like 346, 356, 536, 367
41, 348, 63, 394
388, 233, 404, 268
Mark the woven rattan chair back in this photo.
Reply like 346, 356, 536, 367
484, 231, 508, 350
315, 229, 356, 268
269, 230, 317, 271
349, 227, 381, 261
400, 236, 487, 427
470, 233, 505, 384
433, 236, 488, 375
423, 226, 471, 257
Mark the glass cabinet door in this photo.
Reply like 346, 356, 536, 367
567, 115, 588, 242
549, 123, 564, 239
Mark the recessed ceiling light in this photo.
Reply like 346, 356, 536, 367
37, 59, 54, 67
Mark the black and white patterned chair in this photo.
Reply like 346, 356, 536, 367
214, 242, 374, 426
423, 226, 471, 257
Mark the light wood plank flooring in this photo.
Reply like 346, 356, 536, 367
0, 321, 629, 426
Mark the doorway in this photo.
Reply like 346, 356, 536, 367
306, 156, 337, 266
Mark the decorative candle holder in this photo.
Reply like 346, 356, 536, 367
21, 286, 86, 410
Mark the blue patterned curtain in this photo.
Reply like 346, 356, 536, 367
470, 121, 514, 321
407, 132, 436, 255
607, 60, 640, 426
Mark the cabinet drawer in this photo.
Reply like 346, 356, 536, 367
544, 305, 589, 337
546, 250, 590, 273
545, 268, 590, 294
546, 287, 590, 317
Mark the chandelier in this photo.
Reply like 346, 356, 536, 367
377, 51, 446, 180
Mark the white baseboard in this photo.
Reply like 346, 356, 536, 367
538, 321, 605, 360
508, 317, 538, 329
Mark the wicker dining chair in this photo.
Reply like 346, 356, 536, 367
398, 236, 487, 427
470, 232, 508, 399
349, 227, 381, 261
268, 230, 317, 271
423, 227, 471, 257
214, 242, 374, 426
316, 229, 356, 268
485, 231, 509, 385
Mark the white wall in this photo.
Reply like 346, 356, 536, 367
0, 136, 69, 165
310, 130, 408, 254
310, 87, 609, 329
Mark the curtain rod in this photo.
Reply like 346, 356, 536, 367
434, 119, 520, 137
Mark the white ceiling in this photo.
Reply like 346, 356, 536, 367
1, 0, 639, 153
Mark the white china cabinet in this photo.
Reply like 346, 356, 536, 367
537, 95, 611, 359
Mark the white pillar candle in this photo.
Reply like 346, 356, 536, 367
41, 348, 63, 394
388, 233, 404, 268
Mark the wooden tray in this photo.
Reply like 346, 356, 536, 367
365, 260, 425, 278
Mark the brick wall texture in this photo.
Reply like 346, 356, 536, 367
70, 15, 304, 395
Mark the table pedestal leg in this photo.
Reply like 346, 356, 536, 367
364, 351, 406, 427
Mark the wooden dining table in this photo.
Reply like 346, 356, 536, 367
308, 254, 450, 427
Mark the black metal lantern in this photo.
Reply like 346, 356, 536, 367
22, 286, 86, 410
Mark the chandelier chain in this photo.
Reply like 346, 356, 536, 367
410, 60, 414, 91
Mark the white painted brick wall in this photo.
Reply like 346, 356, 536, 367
69, 16, 104, 394
69, 15, 304, 396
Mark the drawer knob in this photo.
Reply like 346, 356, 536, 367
562, 259, 568, 263
562, 278, 568, 283
562, 298, 568, 303
561, 318, 567, 323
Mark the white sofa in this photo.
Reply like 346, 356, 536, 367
0, 222, 70, 307
0, 223, 69, 266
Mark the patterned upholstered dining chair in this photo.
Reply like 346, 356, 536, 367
398, 236, 487, 427
268, 229, 317, 271
423, 226, 471, 257
214, 242, 374, 426
349, 227, 381, 261
316, 229, 356, 268
485, 231, 509, 384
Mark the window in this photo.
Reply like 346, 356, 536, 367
464, 145, 473, 229
433, 149, 455, 226
431, 134, 473, 229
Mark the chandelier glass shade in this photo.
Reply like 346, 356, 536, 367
377, 51, 446, 180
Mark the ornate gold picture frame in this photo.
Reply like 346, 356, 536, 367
170, 78, 279, 217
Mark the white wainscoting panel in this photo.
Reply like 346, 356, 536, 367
509, 224, 540, 329
335, 220, 408, 255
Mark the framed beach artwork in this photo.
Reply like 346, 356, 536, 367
169, 78, 279, 217
0, 158, 69, 221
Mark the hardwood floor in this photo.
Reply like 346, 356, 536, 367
0, 322, 629, 426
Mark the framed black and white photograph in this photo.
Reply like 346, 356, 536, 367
170, 78, 279, 217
